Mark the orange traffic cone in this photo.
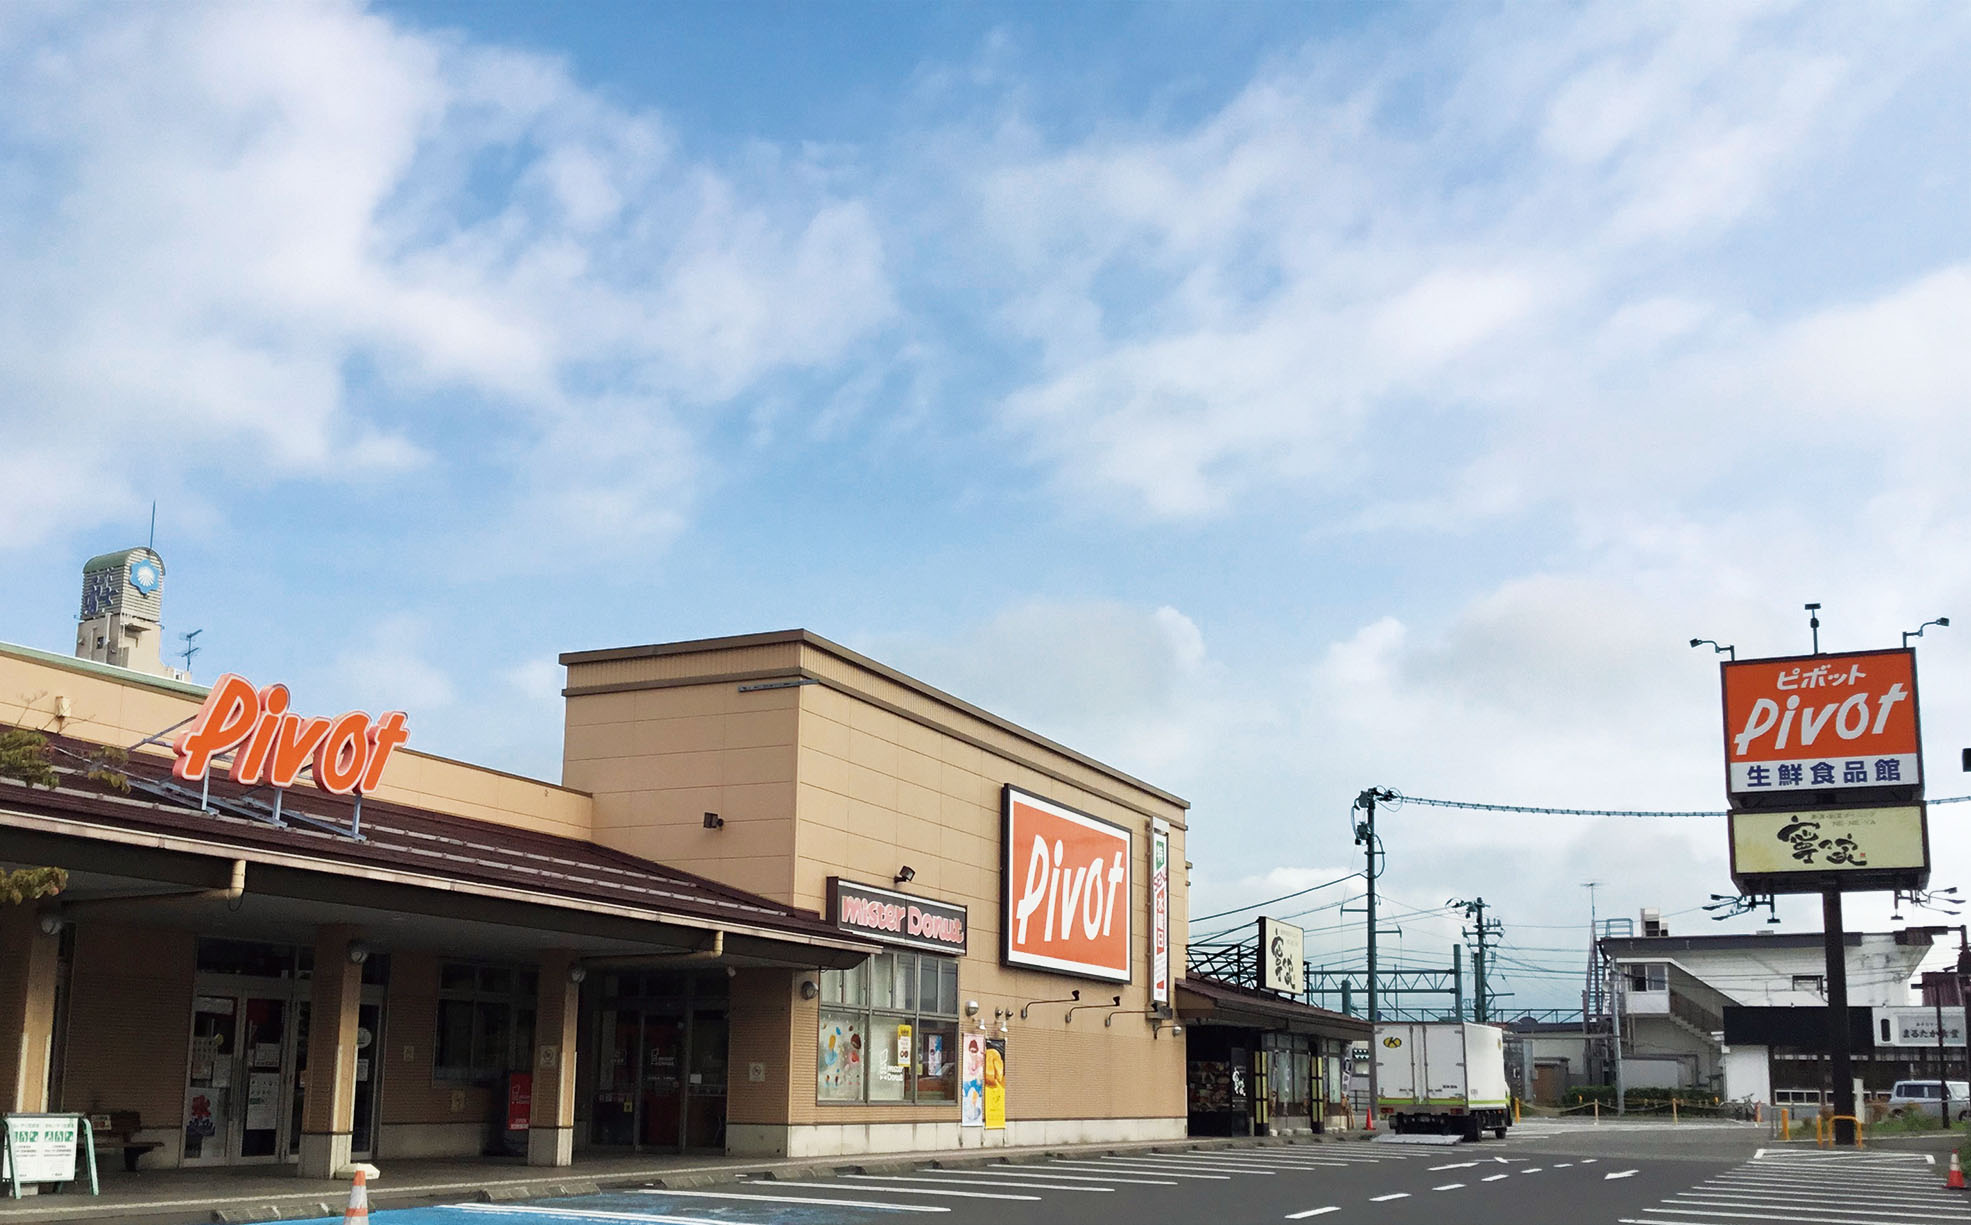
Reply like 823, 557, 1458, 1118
344, 1168, 370, 1223
1947, 1152, 1965, 1191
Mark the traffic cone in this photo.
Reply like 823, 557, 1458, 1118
344, 1168, 370, 1223
1947, 1152, 1965, 1191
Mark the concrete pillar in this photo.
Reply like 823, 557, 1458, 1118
299, 925, 363, 1179
528, 952, 580, 1167
0, 907, 60, 1113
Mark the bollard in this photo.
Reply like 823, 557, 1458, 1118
1781, 1108, 1790, 1141
1673, 1098, 1680, 1124
1594, 1101, 1600, 1124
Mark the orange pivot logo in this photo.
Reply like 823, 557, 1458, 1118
172, 673, 409, 796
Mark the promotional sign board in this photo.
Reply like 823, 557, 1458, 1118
1259, 916, 1304, 995
827, 878, 969, 955
983, 1038, 1007, 1130
1872, 1007, 1967, 1049
960, 1032, 986, 1127
172, 673, 410, 796
1728, 804, 1929, 894
1721, 650, 1921, 806
1150, 820, 1171, 1007
1002, 786, 1132, 982
0, 1114, 85, 1188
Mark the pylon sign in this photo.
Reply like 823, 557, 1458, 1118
1719, 648, 1929, 894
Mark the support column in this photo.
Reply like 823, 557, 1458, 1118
299, 925, 364, 1179
0, 907, 60, 1113
529, 952, 580, 1167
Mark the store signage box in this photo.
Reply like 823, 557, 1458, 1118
827, 877, 968, 955
1721, 649, 1921, 806
1259, 916, 1304, 995
1001, 785, 1132, 982
1728, 804, 1929, 895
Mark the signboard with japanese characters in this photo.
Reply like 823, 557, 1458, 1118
1720, 647, 1929, 895
1871, 1006, 1967, 1048
1258, 916, 1303, 995
1150, 820, 1171, 1007
1729, 805, 1929, 895
1721, 649, 1921, 806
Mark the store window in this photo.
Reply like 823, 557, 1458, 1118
434, 962, 539, 1083
817, 951, 959, 1105
1626, 963, 1668, 993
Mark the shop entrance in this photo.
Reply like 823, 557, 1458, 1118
591, 973, 729, 1153
182, 940, 387, 1167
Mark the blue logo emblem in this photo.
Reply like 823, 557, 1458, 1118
129, 561, 160, 594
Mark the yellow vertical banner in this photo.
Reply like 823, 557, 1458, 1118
984, 1037, 1006, 1129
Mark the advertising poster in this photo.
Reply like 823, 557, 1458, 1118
0, 1115, 81, 1183
983, 1038, 1007, 1130
960, 1032, 986, 1127
1150, 819, 1171, 1007
1002, 785, 1133, 982
245, 1073, 281, 1131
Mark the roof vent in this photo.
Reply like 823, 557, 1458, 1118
1641, 908, 1667, 938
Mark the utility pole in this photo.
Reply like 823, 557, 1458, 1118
1824, 889, 1856, 1145
1455, 897, 1501, 1023
1452, 943, 1464, 1023
1609, 960, 1626, 1115
1355, 788, 1392, 1126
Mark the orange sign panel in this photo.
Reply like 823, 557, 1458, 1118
1721, 650, 1920, 798
172, 673, 410, 796
1002, 786, 1132, 983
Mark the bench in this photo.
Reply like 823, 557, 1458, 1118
88, 1112, 161, 1172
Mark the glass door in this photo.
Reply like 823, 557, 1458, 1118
639, 1015, 684, 1149
237, 995, 291, 1160
183, 994, 240, 1165
685, 1009, 728, 1151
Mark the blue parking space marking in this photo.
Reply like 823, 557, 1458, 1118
267, 1185, 942, 1225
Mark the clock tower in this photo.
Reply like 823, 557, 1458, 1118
75, 547, 178, 678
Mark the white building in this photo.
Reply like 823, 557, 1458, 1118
1600, 921, 1945, 1103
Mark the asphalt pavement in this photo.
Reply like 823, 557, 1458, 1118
250, 1121, 1971, 1225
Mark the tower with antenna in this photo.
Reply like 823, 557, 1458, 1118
75, 507, 190, 680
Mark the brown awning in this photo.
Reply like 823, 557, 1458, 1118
1178, 974, 1372, 1039
0, 734, 876, 965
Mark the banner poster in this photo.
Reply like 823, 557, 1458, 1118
960, 1032, 986, 1127
983, 1038, 1007, 1130
1150, 819, 1171, 1007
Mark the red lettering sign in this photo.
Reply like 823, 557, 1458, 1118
172, 674, 409, 796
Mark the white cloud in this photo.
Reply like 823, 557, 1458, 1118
0, 0, 894, 558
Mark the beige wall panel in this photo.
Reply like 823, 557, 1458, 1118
59, 922, 194, 1131
723, 707, 800, 751
563, 643, 802, 694
795, 783, 849, 830
378, 952, 496, 1130
728, 969, 796, 1127
564, 690, 638, 727
846, 729, 900, 777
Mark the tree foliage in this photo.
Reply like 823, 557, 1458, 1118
0, 866, 68, 905
0, 727, 57, 788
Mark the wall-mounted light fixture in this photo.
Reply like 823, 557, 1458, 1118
799, 979, 819, 1001
703, 812, 724, 830
1904, 617, 1951, 648
894, 866, 915, 886
568, 965, 588, 985
37, 913, 64, 937
964, 999, 981, 1017
1065, 994, 1121, 1023
1020, 989, 1078, 1020
1689, 638, 1735, 660
346, 940, 371, 965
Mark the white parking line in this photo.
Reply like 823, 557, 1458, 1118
1371, 1192, 1411, 1202
630, 1188, 948, 1212
1099, 1157, 1277, 1174
1482, 1174, 1510, 1182
1662, 1196, 1971, 1220
846, 1174, 1113, 1193
1434, 1183, 1466, 1191
1429, 1161, 1479, 1171
1047, 1160, 1231, 1180
1636, 1213, 1937, 1225
1605, 1169, 1638, 1180
1285, 1207, 1341, 1219
453, 1207, 755, 1225
758, 1180, 1041, 1201
973, 1167, 1180, 1185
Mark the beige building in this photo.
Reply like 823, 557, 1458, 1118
0, 609, 1192, 1178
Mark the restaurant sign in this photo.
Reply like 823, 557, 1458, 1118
1728, 804, 1929, 895
173, 673, 409, 796
1002, 785, 1133, 983
1150, 819, 1172, 1007
827, 877, 968, 955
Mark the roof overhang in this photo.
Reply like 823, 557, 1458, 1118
1176, 975, 1372, 1038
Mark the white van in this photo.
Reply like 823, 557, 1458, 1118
1886, 1080, 1971, 1121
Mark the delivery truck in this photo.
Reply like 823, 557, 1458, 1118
1374, 1021, 1511, 1140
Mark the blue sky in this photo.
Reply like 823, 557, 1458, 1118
4, 1, 1970, 1005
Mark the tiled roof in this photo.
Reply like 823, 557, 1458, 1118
0, 733, 857, 948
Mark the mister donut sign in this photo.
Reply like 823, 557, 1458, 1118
1002, 785, 1132, 983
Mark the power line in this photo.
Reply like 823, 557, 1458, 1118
1382, 791, 1971, 818
1188, 871, 1361, 924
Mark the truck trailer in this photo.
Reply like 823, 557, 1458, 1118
1374, 1021, 1512, 1140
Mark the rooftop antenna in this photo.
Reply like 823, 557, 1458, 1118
178, 628, 203, 676
149, 501, 157, 552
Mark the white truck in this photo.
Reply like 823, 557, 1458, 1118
1374, 1021, 1512, 1140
